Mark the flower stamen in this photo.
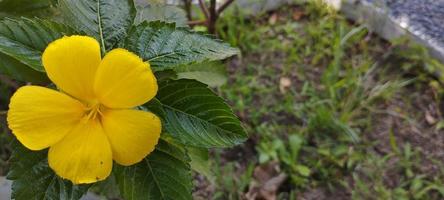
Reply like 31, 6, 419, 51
84, 103, 104, 121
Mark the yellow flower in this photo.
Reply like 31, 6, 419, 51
7, 35, 161, 184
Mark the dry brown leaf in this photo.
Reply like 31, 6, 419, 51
292, 9, 304, 20
245, 162, 287, 200
269, 13, 278, 25
425, 110, 437, 125
279, 77, 292, 94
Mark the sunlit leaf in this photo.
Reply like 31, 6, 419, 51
58, 0, 136, 52
135, 4, 187, 27
175, 61, 228, 87
155, 79, 247, 147
125, 21, 240, 71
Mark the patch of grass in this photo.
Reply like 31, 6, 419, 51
347, 144, 444, 200
199, 1, 444, 199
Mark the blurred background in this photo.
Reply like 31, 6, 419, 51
1, 0, 444, 199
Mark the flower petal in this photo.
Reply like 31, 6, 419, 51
102, 109, 161, 166
94, 49, 157, 109
42, 35, 101, 102
7, 86, 85, 150
48, 120, 112, 184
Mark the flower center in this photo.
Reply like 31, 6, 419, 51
83, 103, 104, 121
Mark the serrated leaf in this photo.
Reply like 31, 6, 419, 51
0, 53, 49, 83
7, 141, 90, 200
58, 0, 136, 52
114, 139, 192, 200
124, 21, 240, 71
0, 0, 55, 13
0, 18, 76, 71
135, 4, 187, 27
156, 79, 247, 147
0, 0, 57, 19
175, 61, 228, 87
134, 0, 166, 7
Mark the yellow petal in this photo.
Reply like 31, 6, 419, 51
42, 35, 101, 102
94, 49, 158, 109
102, 109, 161, 166
48, 120, 112, 184
7, 86, 85, 150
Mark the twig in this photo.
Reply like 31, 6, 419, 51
208, 0, 217, 34
217, 0, 235, 14
182, 0, 193, 20
198, 0, 210, 19
187, 0, 235, 33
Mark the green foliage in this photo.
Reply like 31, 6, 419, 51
209, 2, 444, 199
58, 0, 136, 52
155, 79, 247, 148
175, 61, 228, 87
135, 4, 187, 27
0, 18, 76, 72
347, 145, 444, 200
0, 53, 48, 83
0, 1, 243, 199
124, 21, 240, 71
7, 141, 90, 200
0, 0, 56, 17
114, 139, 193, 200
187, 147, 214, 182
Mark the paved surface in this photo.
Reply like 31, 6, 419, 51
340, 0, 444, 63
385, 0, 444, 52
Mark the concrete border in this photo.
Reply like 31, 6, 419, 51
327, 0, 444, 63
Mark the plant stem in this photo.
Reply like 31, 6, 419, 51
208, 0, 217, 34
217, 0, 235, 14
183, 0, 193, 20
198, 0, 210, 19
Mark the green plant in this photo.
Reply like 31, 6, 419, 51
0, 0, 247, 199
213, 2, 444, 199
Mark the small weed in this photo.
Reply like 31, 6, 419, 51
203, 1, 444, 199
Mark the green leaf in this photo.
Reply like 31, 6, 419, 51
156, 79, 247, 147
125, 21, 240, 71
7, 141, 90, 200
295, 165, 311, 177
0, 18, 76, 72
175, 61, 228, 87
143, 98, 166, 119
88, 173, 120, 199
0, 53, 49, 83
58, 0, 136, 52
114, 139, 192, 200
135, 4, 187, 27
187, 147, 215, 182
0, 0, 55, 13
